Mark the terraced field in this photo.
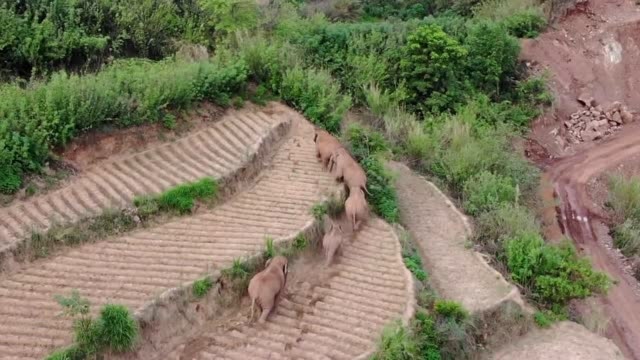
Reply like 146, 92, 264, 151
0, 106, 289, 260
162, 219, 414, 360
0, 105, 347, 359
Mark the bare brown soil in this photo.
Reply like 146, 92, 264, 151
522, 1, 640, 358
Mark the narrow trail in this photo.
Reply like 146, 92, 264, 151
0, 106, 289, 260
388, 162, 524, 315
0, 106, 337, 359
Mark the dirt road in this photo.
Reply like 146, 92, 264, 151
546, 124, 640, 359
521, 0, 640, 358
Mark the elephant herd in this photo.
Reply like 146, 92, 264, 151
247, 128, 372, 323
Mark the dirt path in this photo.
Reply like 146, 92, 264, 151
521, 1, 640, 358
388, 162, 524, 315
489, 321, 624, 360
0, 107, 337, 359
0, 105, 290, 264
156, 219, 414, 360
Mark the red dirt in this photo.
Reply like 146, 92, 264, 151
522, 1, 640, 358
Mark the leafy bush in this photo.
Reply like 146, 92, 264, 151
505, 232, 610, 306
475, 203, 539, 255
371, 322, 418, 360
503, 10, 547, 38
192, 277, 214, 298
462, 171, 518, 216
400, 24, 468, 113
464, 20, 520, 98
0, 165, 21, 194
49, 292, 138, 358
413, 312, 442, 360
134, 177, 218, 215
404, 253, 428, 281
277, 66, 351, 133
434, 300, 469, 322
97, 304, 138, 352
361, 155, 399, 222
344, 123, 389, 160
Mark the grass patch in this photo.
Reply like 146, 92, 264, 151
47, 291, 138, 359
134, 177, 218, 216
264, 237, 276, 259
311, 193, 345, 221
192, 277, 214, 298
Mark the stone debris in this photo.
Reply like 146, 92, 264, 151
562, 97, 635, 144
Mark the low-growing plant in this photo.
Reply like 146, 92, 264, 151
608, 174, 640, 223
434, 300, 469, 322
371, 322, 418, 360
293, 234, 308, 250
404, 253, 427, 281
534, 310, 556, 328
192, 277, 214, 298
49, 291, 138, 358
224, 258, 251, 280
264, 237, 276, 259
344, 123, 389, 160
505, 232, 610, 307
612, 219, 640, 257
361, 155, 400, 222
462, 171, 518, 216
134, 177, 218, 216
474, 203, 540, 256
502, 9, 547, 38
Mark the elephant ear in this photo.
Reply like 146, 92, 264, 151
313, 133, 318, 142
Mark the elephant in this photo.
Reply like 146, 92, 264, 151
330, 150, 370, 196
248, 256, 288, 323
314, 128, 343, 169
322, 220, 344, 266
345, 186, 369, 231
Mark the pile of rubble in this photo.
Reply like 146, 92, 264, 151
563, 97, 634, 143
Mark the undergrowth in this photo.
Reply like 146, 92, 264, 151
134, 177, 218, 216
192, 277, 214, 298
607, 174, 640, 274
47, 291, 138, 359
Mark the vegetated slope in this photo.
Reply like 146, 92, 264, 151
163, 219, 414, 360
388, 162, 524, 314
0, 106, 289, 259
490, 321, 624, 360
521, 0, 640, 357
0, 105, 336, 359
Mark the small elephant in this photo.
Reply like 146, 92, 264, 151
248, 256, 288, 323
314, 129, 343, 169
345, 186, 369, 231
322, 220, 344, 266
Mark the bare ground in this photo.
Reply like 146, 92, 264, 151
0, 106, 336, 358
522, 0, 640, 357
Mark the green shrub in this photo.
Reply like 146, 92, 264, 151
462, 171, 518, 216
505, 232, 610, 306
475, 203, 539, 255
360, 155, 400, 222
371, 322, 418, 360
533, 310, 564, 328
135, 177, 218, 215
277, 65, 351, 133
0, 165, 21, 194
400, 24, 468, 113
464, 20, 520, 98
434, 300, 469, 322
612, 219, 640, 257
502, 10, 547, 38
293, 234, 308, 250
404, 254, 427, 281
344, 123, 389, 160
192, 277, 214, 298
413, 312, 442, 360
97, 304, 138, 352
